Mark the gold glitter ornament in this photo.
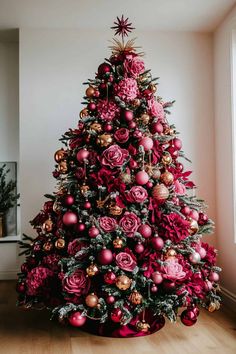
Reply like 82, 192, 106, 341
97, 134, 113, 147
136, 320, 150, 332
86, 263, 99, 277
116, 275, 132, 290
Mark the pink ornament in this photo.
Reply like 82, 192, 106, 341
189, 210, 199, 221
146, 181, 153, 188
151, 285, 158, 293
122, 110, 133, 122
129, 159, 138, 169
151, 271, 163, 284
135, 243, 144, 254
172, 138, 182, 150
133, 130, 142, 138
76, 149, 89, 163
104, 123, 113, 132
204, 280, 213, 292
68, 311, 87, 327
104, 271, 116, 284
139, 137, 153, 151
135, 171, 149, 185
129, 121, 136, 129
209, 272, 220, 282
110, 308, 122, 322
97, 248, 113, 265
151, 122, 163, 134
88, 226, 99, 238
138, 224, 152, 238
16, 282, 26, 293
62, 211, 78, 226
181, 206, 191, 216
181, 309, 197, 326
198, 247, 207, 259
198, 212, 209, 225
189, 252, 201, 264
151, 236, 164, 250
64, 194, 75, 206
77, 222, 85, 232
87, 102, 96, 111
84, 201, 91, 209
106, 295, 115, 304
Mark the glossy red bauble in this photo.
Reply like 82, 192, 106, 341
122, 110, 133, 122
135, 171, 149, 185
62, 211, 78, 226
63, 194, 75, 206
110, 308, 123, 323
88, 226, 99, 238
16, 282, 26, 293
146, 181, 153, 188
204, 280, 213, 292
76, 149, 89, 163
97, 248, 113, 265
129, 159, 138, 169
128, 121, 136, 129
151, 122, 163, 134
77, 222, 86, 232
151, 236, 164, 250
106, 295, 115, 304
181, 206, 191, 216
180, 309, 197, 326
84, 201, 91, 209
97, 62, 112, 77
68, 311, 87, 327
104, 270, 116, 284
87, 102, 96, 111
104, 123, 113, 132
135, 243, 145, 254
138, 224, 152, 238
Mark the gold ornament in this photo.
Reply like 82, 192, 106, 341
162, 153, 172, 165
116, 275, 132, 290
160, 171, 174, 186
149, 84, 157, 93
132, 98, 141, 107
140, 113, 150, 125
80, 184, 90, 195
113, 237, 123, 249
43, 241, 53, 252
86, 86, 95, 98
53, 201, 61, 214
58, 160, 67, 174
79, 108, 89, 119
90, 122, 102, 133
54, 149, 66, 163
188, 218, 199, 235
108, 201, 123, 216
166, 249, 177, 259
136, 320, 150, 332
152, 184, 169, 202
129, 290, 143, 305
42, 219, 53, 233
86, 263, 99, 277
85, 293, 99, 308
97, 134, 113, 147
55, 238, 65, 249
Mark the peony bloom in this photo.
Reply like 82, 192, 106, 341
67, 239, 88, 258
116, 252, 137, 271
99, 216, 117, 232
162, 259, 186, 281
158, 212, 190, 243
174, 180, 186, 195
42, 254, 61, 272
101, 144, 129, 168
114, 128, 129, 144
119, 211, 141, 237
114, 78, 139, 102
126, 186, 148, 203
62, 269, 90, 298
147, 98, 165, 120
97, 99, 120, 121
26, 266, 54, 296
123, 55, 145, 78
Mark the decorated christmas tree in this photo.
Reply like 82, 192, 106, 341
17, 16, 221, 337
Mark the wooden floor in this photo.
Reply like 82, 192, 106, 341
0, 281, 235, 354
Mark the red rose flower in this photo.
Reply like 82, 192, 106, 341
119, 211, 141, 237
62, 269, 90, 298
99, 216, 117, 232
26, 266, 54, 296
101, 144, 129, 168
116, 252, 137, 271
114, 128, 129, 144
67, 239, 88, 259
158, 212, 190, 243
126, 186, 148, 203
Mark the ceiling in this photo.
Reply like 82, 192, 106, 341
0, 0, 235, 32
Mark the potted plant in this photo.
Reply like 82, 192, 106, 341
0, 164, 20, 237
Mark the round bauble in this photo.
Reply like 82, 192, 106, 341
180, 309, 197, 326
151, 285, 158, 293
151, 236, 164, 251
135, 171, 149, 185
198, 247, 207, 259
189, 252, 201, 264
152, 184, 169, 202
189, 209, 199, 221
54, 148, 65, 163
172, 138, 182, 150
135, 242, 144, 254
146, 181, 153, 188
16, 282, 26, 293
103, 123, 113, 132
188, 218, 199, 235
160, 171, 174, 186
55, 238, 65, 249
113, 237, 123, 249
198, 212, 209, 225
209, 272, 220, 282
76, 149, 89, 163
97, 248, 113, 265
87, 102, 96, 111
62, 211, 78, 226
68, 311, 86, 327
85, 293, 99, 308
86, 86, 95, 98
128, 121, 136, 129
116, 275, 132, 290
86, 263, 99, 277
151, 122, 163, 134
129, 159, 138, 169
77, 222, 86, 232
204, 280, 213, 292
43, 200, 54, 213
140, 113, 150, 125
97, 62, 112, 77
129, 290, 143, 305
122, 110, 133, 122
151, 271, 163, 284
84, 201, 91, 209
132, 98, 141, 107
104, 270, 116, 284
139, 137, 153, 151
138, 224, 152, 238
181, 205, 191, 216
110, 308, 123, 323
79, 108, 89, 119
63, 194, 75, 206
42, 219, 53, 233
97, 134, 113, 147
163, 281, 176, 292
88, 226, 99, 238
151, 168, 161, 180
58, 160, 67, 174
106, 295, 115, 304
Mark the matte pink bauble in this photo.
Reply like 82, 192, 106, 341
135, 171, 149, 185
138, 224, 152, 238
198, 247, 207, 259
172, 138, 182, 150
151, 285, 158, 293
181, 206, 191, 216
87, 102, 96, 111
104, 271, 116, 284
122, 110, 133, 122
106, 295, 115, 304
88, 226, 99, 238
146, 181, 153, 188
97, 248, 113, 265
189, 209, 199, 221
84, 201, 91, 209
64, 194, 75, 206
189, 252, 201, 264
151, 271, 163, 284
209, 272, 220, 282
151, 236, 164, 250
135, 243, 144, 254
77, 222, 85, 232
110, 308, 123, 322
151, 122, 163, 134
104, 123, 113, 132
97, 62, 112, 77
68, 311, 87, 327
181, 309, 197, 326
76, 149, 89, 163
139, 137, 153, 151
62, 211, 78, 226
129, 121, 136, 129
204, 280, 213, 292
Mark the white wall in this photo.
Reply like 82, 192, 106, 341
214, 5, 236, 303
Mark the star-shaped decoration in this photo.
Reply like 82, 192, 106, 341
111, 15, 135, 38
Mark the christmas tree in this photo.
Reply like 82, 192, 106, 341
17, 16, 221, 337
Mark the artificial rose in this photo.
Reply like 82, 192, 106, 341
114, 78, 139, 102
126, 186, 148, 203
62, 269, 90, 297
174, 180, 186, 195
123, 55, 145, 78
67, 239, 88, 258
119, 211, 141, 237
97, 99, 120, 121
99, 216, 117, 232
116, 252, 137, 271
162, 259, 186, 281
42, 254, 61, 272
147, 98, 165, 120
26, 266, 54, 296
114, 128, 129, 144
158, 212, 190, 243
101, 144, 129, 168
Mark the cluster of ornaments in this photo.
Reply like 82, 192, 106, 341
16, 17, 220, 336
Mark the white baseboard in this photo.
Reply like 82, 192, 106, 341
221, 285, 236, 312
0, 269, 19, 280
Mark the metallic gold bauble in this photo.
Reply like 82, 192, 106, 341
188, 218, 199, 235
97, 134, 113, 147
80, 184, 90, 195
53, 201, 61, 214
79, 108, 89, 119
85, 293, 99, 308
42, 219, 53, 232
162, 153, 172, 165
152, 184, 169, 202
90, 122, 102, 132
129, 290, 143, 305
86, 263, 99, 277
160, 171, 174, 186
55, 238, 65, 249
132, 98, 141, 107
121, 173, 132, 184
54, 149, 65, 163
166, 249, 177, 259
108, 201, 123, 216
113, 237, 123, 249
58, 160, 68, 174
43, 241, 53, 252
116, 275, 132, 290
86, 86, 95, 98
149, 84, 157, 93
140, 113, 150, 125
136, 320, 150, 332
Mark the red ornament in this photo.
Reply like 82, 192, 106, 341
135, 171, 149, 185
84, 201, 91, 209
151, 285, 158, 293
76, 149, 89, 163
110, 308, 123, 323
104, 123, 113, 132
151, 271, 163, 284
104, 270, 116, 284
181, 309, 197, 326
21, 262, 29, 273
146, 181, 153, 188
134, 129, 142, 138
129, 121, 136, 129
106, 295, 115, 304
167, 146, 179, 159
77, 222, 85, 232
122, 110, 133, 122
189, 209, 199, 221
198, 212, 208, 225
87, 102, 96, 111
16, 282, 26, 293
139, 137, 153, 151
68, 311, 87, 327
62, 211, 78, 226
97, 248, 113, 265
135, 242, 144, 254
63, 194, 75, 206
151, 122, 163, 134
151, 236, 164, 250
138, 224, 152, 238
190, 306, 200, 317
181, 206, 191, 216
88, 226, 99, 238
97, 63, 112, 77
172, 138, 182, 150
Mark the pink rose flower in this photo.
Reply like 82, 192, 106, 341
123, 55, 145, 78
26, 266, 53, 296
119, 211, 141, 237
114, 128, 129, 144
147, 98, 165, 120
97, 99, 120, 121
116, 252, 137, 271
174, 180, 186, 195
126, 186, 148, 203
67, 239, 88, 259
114, 78, 139, 102
62, 269, 90, 297
99, 216, 117, 232
162, 259, 186, 281
101, 144, 129, 168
